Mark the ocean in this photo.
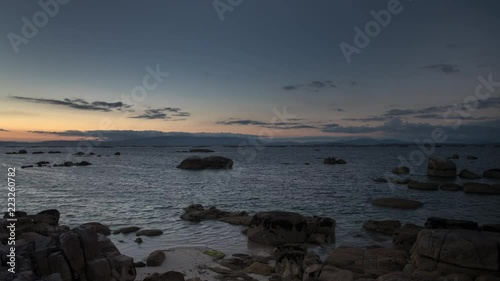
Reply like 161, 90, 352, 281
1, 145, 499, 262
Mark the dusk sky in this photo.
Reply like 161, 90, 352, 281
1, 0, 500, 142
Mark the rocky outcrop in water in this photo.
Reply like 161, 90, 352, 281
463, 182, 500, 194
459, 169, 482, 179
483, 169, 500, 179
371, 197, 423, 209
0, 210, 135, 281
177, 156, 233, 170
427, 157, 457, 178
180, 204, 250, 225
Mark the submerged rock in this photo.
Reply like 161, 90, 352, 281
458, 169, 481, 179
463, 182, 500, 194
427, 157, 457, 178
363, 220, 402, 235
483, 169, 500, 179
439, 183, 463, 191
424, 217, 479, 230
136, 229, 163, 236
372, 198, 423, 209
408, 180, 439, 191
177, 156, 233, 170
392, 166, 410, 175
324, 157, 336, 164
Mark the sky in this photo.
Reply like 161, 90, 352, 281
1, 0, 500, 142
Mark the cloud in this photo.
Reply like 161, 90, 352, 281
11, 96, 131, 112
0, 129, 9, 132
343, 116, 388, 122
28, 130, 171, 141
321, 118, 500, 141
421, 64, 460, 74
129, 107, 190, 120
217, 118, 318, 130
282, 80, 337, 92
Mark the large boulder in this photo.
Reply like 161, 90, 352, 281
411, 229, 500, 278
427, 157, 457, 178
463, 182, 500, 195
393, 223, 424, 251
81, 222, 111, 236
177, 156, 233, 170
247, 212, 307, 245
483, 169, 500, 179
371, 198, 423, 209
180, 205, 249, 224
363, 220, 402, 235
324, 247, 407, 279
459, 170, 481, 179
33, 209, 60, 226
146, 250, 166, 266
274, 244, 306, 280
424, 217, 479, 230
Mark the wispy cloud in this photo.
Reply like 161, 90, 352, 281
129, 107, 190, 120
0, 129, 9, 132
217, 118, 317, 130
421, 64, 460, 74
11, 96, 131, 112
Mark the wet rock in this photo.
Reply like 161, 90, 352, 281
337, 159, 347, 164
21, 165, 34, 169
324, 157, 336, 164
459, 170, 481, 179
371, 198, 423, 209
75, 161, 92, 166
48, 151, 62, 154
363, 220, 402, 235
304, 264, 323, 281
319, 265, 354, 281
393, 223, 424, 251
134, 261, 146, 268
86, 257, 112, 281
247, 212, 307, 245
75, 152, 85, 156
98, 234, 121, 258
73, 226, 99, 261
47, 252, 72, 281
147, 250, 166, 266
134, 237, 143, 244
411, 229, 500, 278
392, 167, 410, 175
177, 156, 233, 170
136, 229, 163, 236
32, 151, 44, 154
303, 251, 322, 269
113, 226, 141, 234
108, 254, 136, 281
275, 245, 306, 280
59, 232, 85, 272
115, 152, 121, 155
181, 205, 249, 224
407, 180, 439, 191
427, 157, 457, 178
481, 224, 500, 233
243, 262, 274, 276
18, 149, 28, 154
81, 222, 111, 236
463, 182, 500, 194
424, 217, 479, 230
143, 271, 185, 281
33, 209, 60, 226
439, 183, 463, 191
189, 148, 214, 153
483, 169, 500, 179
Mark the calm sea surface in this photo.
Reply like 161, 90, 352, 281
1, 145, 499, 261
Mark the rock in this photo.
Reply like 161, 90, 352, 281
275, 245, 306, 280
64, 161, 73, 167
18, 149, 28, 154
466, 155, 478, 160
180, 205, 249, 224
47, 252, 72, 281
189, 148, 214, 153
177, 156, 233, 170
48, 151, 62, 154
75, 161, 92, 166
483, 169, 500, 179
134, 237, 143, 244
324, 157, 336, 164
371, 198, 423, 209
73, 226, 99, 261
303, 264, 323, 281
247, 211, 307, 245
392, 223, 424, 251
319, 265, 354, 281
437, 273, 473, 281
144, 271, 185, 281
325, 247, 407, 278
113, 226, 141, 234
136, 229, 163, 236
21, 165, 34, 169
463, 182, 500, 194
337, 159, 347, 164
243, 262, 274, 276
439, 183, 463, 191
75, 152, 85, 156
147, 250, 166, 266
481, 224, 500, 233
373, 178, 388, 183
390, 178, 411, 185
59, 232, 85, 272
363, 220, 402, 235
459, 170, 481, 179
82, 222, 111, 235
427, 157, 457, 178
134, 261, 146, 268
108, 254, 136, 281
407, 181, 439, 191
219, 216, 253, 226
86, 257, 112, 281
411, 229, 500, 278
33, 209, 60, 226
115, 152, 121, 155
392, 167, 410, 175
303, 251, 322, 269
476, 276, 500, 281
219, 257, 250, 270
97, 234, 120, 258
36, 161, 50, 165
305, 216, 336, 244
424, 217, 479, 230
